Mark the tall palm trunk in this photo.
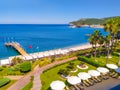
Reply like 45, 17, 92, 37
98, 45, 102, 56
91, 44, 94, 57
94, 44, 97, 61
106, 43, 110, 64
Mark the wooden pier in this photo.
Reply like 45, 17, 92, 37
5, 42, 28, 56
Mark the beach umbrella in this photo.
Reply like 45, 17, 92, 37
30, 54, 38, 59
54, 50, 60, 55
49, 51, 55, 56
106, 64, 118, 69
78, 72, 91, 80
37, 53, 44, 58
43, 51, 50, 57
24, 55, 33, 60
97, 67, 109, 74
67, 76, 81, 85
115, 68, 120, 74
50, 80, 65, 90
88, 70, 100, 77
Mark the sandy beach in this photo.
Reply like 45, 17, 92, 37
0, 43, 93, 65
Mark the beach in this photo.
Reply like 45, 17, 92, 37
0, 43, 92, 65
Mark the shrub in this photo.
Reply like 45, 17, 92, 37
13, 64, 21, 71
112, 52, 119, 57
0, 67, 3, 71
20, 62, 31, 73
0, 78, 11, 87
58, 69, 69, 76
78, 56, 105, 67
66, 62, 75, 70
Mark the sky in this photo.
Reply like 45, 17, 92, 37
0, 0, 120, 24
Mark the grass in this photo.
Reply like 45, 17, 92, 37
40, 59, 96, 90
21, 81, 33, 90
0, 80, 16, 90
40, 54, 119, 90
90, 55, 119, 65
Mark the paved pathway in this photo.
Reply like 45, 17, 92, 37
32, 56, 77, 90
7, 57, 77, 90
4, 76, 23, 80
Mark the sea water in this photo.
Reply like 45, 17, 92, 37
0, 24, 107, 59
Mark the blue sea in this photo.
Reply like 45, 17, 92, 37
0, 24, 107, 59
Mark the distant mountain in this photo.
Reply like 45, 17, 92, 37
70, 16, 120, 26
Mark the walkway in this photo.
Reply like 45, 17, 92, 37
32, 56, 77, 90
7, 57, 77, 90
5, 42, 28, 56
4, 76, 23, 80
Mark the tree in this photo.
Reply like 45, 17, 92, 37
11, 57, 24, 65
20, 62, 31, 73
98, 35, 104, 55
104, 35, 111, 64
104, 17, 120, 52
89, 34, 95, 56
89, 30, 101, 60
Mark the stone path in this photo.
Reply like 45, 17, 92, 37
7, 57, 77, 90
32, 56, 77, 90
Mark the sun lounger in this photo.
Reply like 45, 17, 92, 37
111, 73, 118, 78
109, 72, 118, 78
91, 77, 99, 83
100, 74, 109, 80
74, 85, 80, 90
82, 80, 90, 87
65, 86, 70, 90
76, 84, 84, 90
109, 72, 116, 76
95, 77, 102, 82
69, 85, 76, 90
86, 79, 94, 86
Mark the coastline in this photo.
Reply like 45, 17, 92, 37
0, 43, 92, 65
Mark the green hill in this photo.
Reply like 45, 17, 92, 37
70, 16, 120, 26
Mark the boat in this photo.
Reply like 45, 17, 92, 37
85, 34, 91, 36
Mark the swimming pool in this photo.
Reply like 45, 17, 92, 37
109, 84, 120, 90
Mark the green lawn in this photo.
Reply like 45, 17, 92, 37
40, 55, 119, 90
21, 81, 33, 90
90, 55, 119, 65
0, 80, 16, 90
40, 59, 96, 90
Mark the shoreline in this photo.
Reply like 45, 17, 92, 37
0, 43, 92, 65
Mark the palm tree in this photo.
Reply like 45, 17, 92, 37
89, 30, 101, 60
11, 57, 24, 65
104, 17, 120, 52
89, 34, 95, 56
98, 35, 104, 55
104, 35, 111, 64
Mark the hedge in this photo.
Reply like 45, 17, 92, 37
0, 67, 3, 71
112, 52, 119, 57
0, 78, 11, 87
20, 62, 31, 73
78, 56, 105, 67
